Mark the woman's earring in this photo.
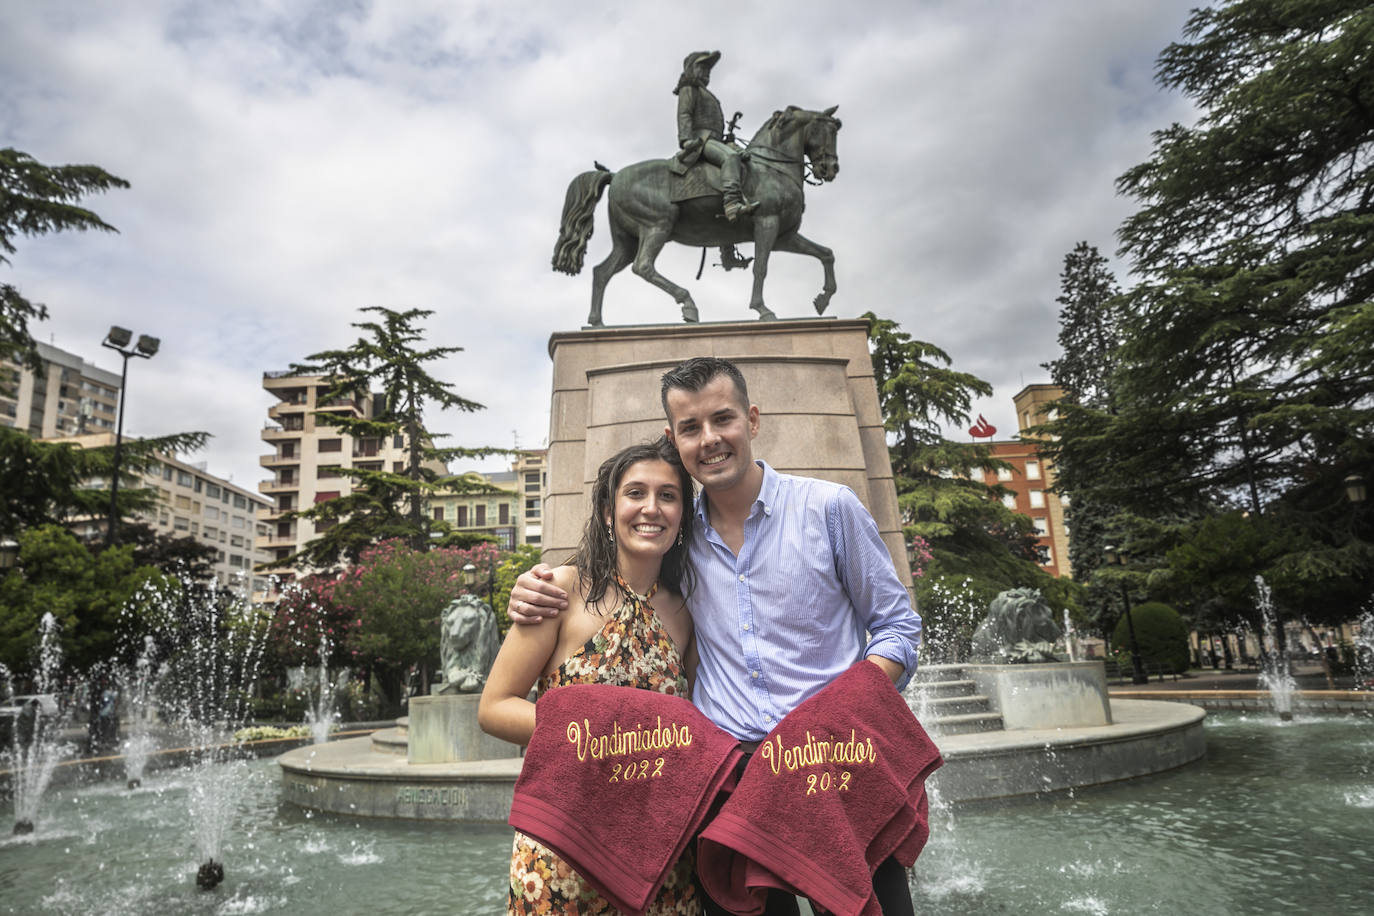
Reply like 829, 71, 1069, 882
607, 524, 614, 543
677, 527, 684, 547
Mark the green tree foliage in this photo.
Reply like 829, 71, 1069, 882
492, 543, 542, 639
864, 312, 1083, 632
329, 539, 492, 711
273, 307, 506, 569
0, 428, 210, 541
1050, 2, 1374, 628
0, 525, 171, 674
0, 148, 129, 373
1112, 601, 1191, 674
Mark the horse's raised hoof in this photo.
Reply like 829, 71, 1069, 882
752, 305, 777, 321
681, 302, 700, 323
813, 293, 832, 315
586, 314, 604, 328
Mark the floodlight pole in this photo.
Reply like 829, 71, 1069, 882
102, 328, 158, 548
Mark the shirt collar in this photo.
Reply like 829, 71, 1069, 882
694, 459, 776, 527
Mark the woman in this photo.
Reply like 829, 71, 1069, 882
479, 438, 699, 915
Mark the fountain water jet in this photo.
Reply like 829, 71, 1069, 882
144, 581, 274, 889
118, 635, 160, 789
3, 613, 74, 835
1255, 576, 1296, 720
302, 633, 348, 745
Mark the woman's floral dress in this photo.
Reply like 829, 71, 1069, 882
508, 587, 699, 915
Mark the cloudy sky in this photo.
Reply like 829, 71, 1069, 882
3, 0, 1200, 489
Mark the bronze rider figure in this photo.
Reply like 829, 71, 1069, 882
675, 50, 759, 222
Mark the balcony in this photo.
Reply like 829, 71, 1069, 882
257, 534, 297, 549
267, 401, 308, 420
259, 478, 300, 495
262, 422, 304, 439
260, 451, 301, 468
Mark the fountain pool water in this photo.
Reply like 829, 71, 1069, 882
2, 711, 1368, 914
1256, 576, 1298, 720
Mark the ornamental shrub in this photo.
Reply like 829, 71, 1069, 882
1111, 601, 1190, 674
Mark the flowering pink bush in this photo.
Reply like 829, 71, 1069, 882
908, 535, 934, 581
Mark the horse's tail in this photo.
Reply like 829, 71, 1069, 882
552, 165, 613, 275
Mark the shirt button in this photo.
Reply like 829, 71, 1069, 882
751, 671, 759, 679
764, 714, 772, 722
742, 624, 750, 631
738, 574, 745, 582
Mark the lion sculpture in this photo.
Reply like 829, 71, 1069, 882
970, 587, 1063, 663
436, 594, 501, 693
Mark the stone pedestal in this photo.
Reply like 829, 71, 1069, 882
965, 661, 1112, 730
405, 694, 520, 764
544, 318, 912, 587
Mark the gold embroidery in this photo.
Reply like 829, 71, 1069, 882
759, 730, 878, 775
608, 757, 667, 783
566, 715, 695, 762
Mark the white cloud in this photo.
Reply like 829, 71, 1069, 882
1, 0, 1200, 483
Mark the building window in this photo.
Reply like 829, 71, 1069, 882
1029, 490, 1045, 509
314, 491, 340, 503
205, 505, 219, 520
233, 493, 247, 509
499, 503, 509, 525
319, 438, 342, 453
317, 465, 341, 479
163, 465, 174, 481
206, 483, 221, 499
174, 516, 190, 531
476, 505, 486, 526
231, 535, 244, 548
1036, 545, 1053, 566
194, 477, 204, 493
175, 495, 192, 510
997, 467, 1013, 481
433, 507, 444, 521
1002, 493, 1017, 510
1032, 517, 1049, 536
232, 516, 246, 529
177, 470, 193, 487
526, 497, 541, 520
1026, 460, 1041, 480
457, 505, 468, 527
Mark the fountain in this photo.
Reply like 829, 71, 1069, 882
1256, 576, 1297, 720
302, 634, 348, 745
3, 613, 74, 835
1062, 607, 1077, 663
1353, 608, 1374, 690
117, 635, 160, 789
138, 581, 275, 889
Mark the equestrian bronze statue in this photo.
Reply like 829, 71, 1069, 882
553, 99, 842, 327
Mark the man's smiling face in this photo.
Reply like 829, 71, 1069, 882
664, 374, 759, 494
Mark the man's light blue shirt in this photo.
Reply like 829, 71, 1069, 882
687, 461, 922, 742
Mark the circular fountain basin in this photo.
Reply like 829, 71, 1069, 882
277, 698, 1205, 819
2, 711, 1368, 914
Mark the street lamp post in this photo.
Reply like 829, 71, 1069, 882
1105, 545, 1150, 685
101, 326, 159, 548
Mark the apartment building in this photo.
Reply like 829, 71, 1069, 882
431, 449, 547, 550
46, 432, 272, 594
257, 371, 445, 574
973, 385, 1073, 578
1, 341, 121, 437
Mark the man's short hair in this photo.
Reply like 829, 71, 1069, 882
660, 357, 750, 417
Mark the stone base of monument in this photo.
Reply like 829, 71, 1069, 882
405, 694, 517, 764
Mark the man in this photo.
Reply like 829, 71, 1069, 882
674, 51, 759, 222
510, 356, 922, 914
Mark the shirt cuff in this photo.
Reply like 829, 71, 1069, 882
863, 635, 917, 691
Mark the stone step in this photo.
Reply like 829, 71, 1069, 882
916, 679, 978, 698
927, 712, 1004, 736
370, 726, 408, 755
910, 663, 966, 683
396, 716, 409, 735
919, 694, 991, 717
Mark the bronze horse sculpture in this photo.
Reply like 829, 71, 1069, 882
553, 105, 841, 327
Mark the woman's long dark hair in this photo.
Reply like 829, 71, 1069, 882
573, 437, 696, 611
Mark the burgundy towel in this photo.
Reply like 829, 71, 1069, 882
698, 661, 943, 916
509, 684, 743, 915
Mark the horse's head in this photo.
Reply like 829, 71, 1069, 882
803, 105, 841, 182
756, 105, 841, 182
